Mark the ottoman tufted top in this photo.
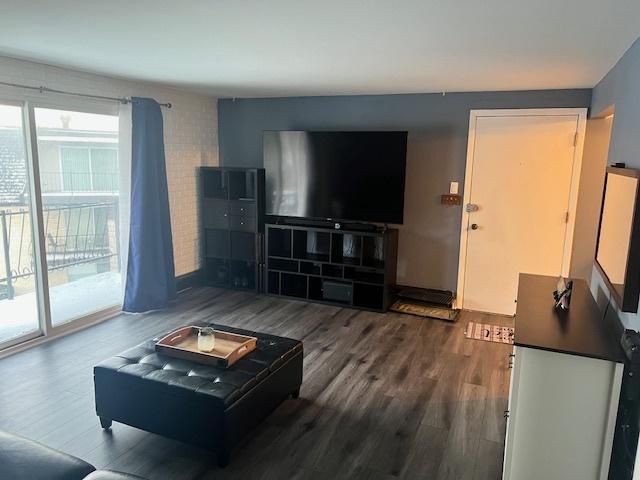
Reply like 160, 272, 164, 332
94, 324, 302, 408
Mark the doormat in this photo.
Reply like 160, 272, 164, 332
390, 300, 459, 322
464, 322, 514, 344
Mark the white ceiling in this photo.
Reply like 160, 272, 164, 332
0, 0, 639, 98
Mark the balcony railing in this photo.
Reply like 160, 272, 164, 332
0, 201, 119, 300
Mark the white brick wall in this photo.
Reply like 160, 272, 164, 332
0, 56, 218, 276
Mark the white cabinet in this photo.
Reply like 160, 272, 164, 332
503, 345, 623, 480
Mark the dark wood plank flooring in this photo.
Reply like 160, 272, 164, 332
0, 287, 513, 479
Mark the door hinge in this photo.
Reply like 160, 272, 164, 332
573, 132, 578, 147
565, 211, 569, 223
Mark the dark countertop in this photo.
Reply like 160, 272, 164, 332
515, 274, 625, 363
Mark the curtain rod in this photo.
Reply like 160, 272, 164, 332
0, 80, 172, 108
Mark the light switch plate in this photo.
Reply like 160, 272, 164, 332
450, 181, 459, 195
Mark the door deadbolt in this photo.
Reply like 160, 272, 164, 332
471, 224, 479, 230
466, 203, 479, 212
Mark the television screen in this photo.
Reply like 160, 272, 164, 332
263, 131, 407, 224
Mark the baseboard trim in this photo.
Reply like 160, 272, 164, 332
176, 269, 204, 292
0, 305, 121, 360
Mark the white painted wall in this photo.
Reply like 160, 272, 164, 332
0, 56, 219, 276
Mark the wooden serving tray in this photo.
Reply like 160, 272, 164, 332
155, 326, 257, 368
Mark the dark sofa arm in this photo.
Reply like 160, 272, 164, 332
0, 430, 96, 480
85, 471, 147, 479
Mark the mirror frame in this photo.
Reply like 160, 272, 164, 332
595, 166, 640, 313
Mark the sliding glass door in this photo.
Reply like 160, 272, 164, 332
0, 101, 122, 349
0, 103, 41, 346
34, 107, 121, 326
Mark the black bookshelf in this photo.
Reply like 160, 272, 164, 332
201, 167, 265, 292
265, 223, 398, 312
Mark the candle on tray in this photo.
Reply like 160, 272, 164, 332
198, 327, 216, 352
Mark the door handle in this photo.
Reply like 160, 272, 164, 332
471, 224, 479, 230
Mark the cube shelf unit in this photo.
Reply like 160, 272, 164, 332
266, 223, 398, 311
201, 167, 265, 292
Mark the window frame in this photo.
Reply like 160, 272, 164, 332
0, 95, 122, 356
57, 145, 118, 193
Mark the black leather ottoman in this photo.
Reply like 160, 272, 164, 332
94, 324, 303, 467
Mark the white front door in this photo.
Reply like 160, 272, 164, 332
459, 111, 584, 315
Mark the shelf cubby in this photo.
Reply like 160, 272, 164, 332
322, 264, 343, 278
293, 230, 331, 262
353, 283, 384, 310
266, 224, 398, 312
230, 231, 255, 261
300, 261, 322, 275
268, 271, 280, 294
269, 258, 298, 273
205, 258, 229, 287
228, 170, 257, 200
268, 227, 292, 258
281, 273, 308, 299
206, 229, 229, 258
344, 266, 385, 284
202, 169, 227, 199
308, 276, 323, 301
363, 236, 385, 269
229, 260, 257, 290
331, 233, 362, 265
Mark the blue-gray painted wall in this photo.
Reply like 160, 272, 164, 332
590, 38, 640, 329
218, 89, 591, 290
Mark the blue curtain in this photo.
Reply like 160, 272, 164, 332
123, 97, 176, 312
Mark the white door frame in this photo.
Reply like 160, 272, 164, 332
455, 108, 587, 311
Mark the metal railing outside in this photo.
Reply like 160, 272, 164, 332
0, 200, 119, 300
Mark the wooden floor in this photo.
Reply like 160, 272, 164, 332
0, 287, 513, 480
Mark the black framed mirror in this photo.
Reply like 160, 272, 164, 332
595, 166, 640, 312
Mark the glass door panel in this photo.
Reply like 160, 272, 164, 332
34, 107, 121, 326
0, 104, 41, 344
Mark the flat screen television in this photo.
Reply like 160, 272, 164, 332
263, 131, 407, 224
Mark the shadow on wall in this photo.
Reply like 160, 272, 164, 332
592, 279, 625, 341
397, 127, 461, 291
569, 116, 613, 282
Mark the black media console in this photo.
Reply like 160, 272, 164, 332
265, 223, 398, 311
